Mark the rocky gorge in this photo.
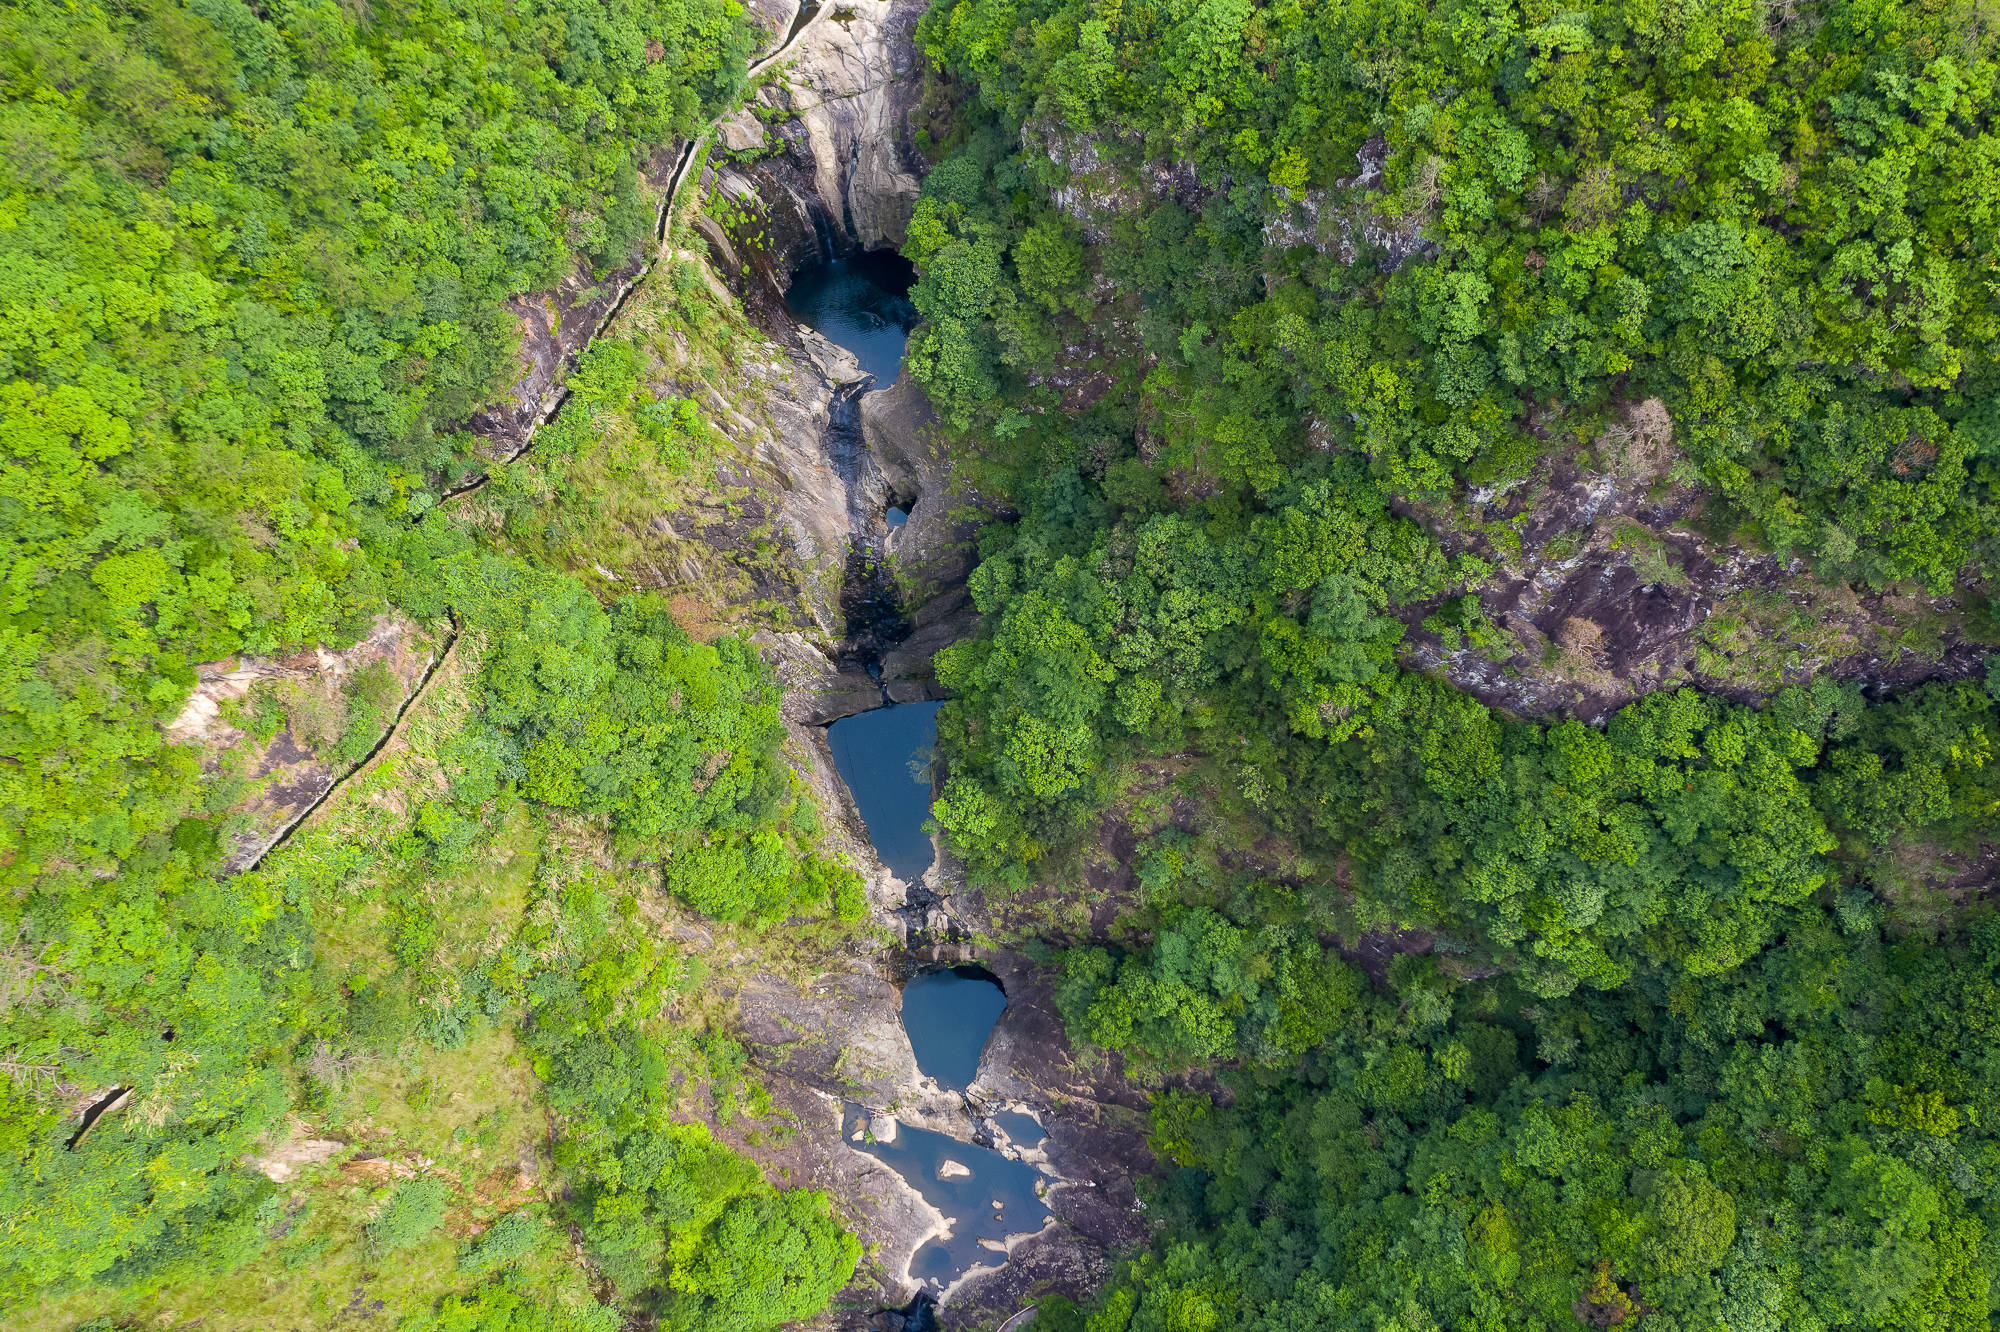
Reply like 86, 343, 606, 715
641, 3, 1161, 1324
181, 0, 1995, 1322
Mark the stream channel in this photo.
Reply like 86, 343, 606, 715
786, 251, 1055, 1304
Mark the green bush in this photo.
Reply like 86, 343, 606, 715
660, 1191, 861, 1332
369, 1177, 449, 1252
347, 981, 419, 1054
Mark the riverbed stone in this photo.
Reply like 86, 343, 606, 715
717, 107, 767, 154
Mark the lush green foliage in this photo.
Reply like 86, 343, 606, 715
1043, 908, 2000, 1332
514, 849, 860, 1327
914, 0, 2000, 993
0, 0, 754, 893
0, 0, 871, 1320
399, 1267, 623, 1332
936, 441, 1998, 997
911, 4, 2000, 1328
13, 0, 2000, 1328
371, 1177, 451, 1251
913, 0, 2000, 588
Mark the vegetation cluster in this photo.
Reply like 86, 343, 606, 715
906, 1, 2000, 1327
0, 0, 866, 1325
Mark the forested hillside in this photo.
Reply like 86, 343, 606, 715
7, 0, 2000, 1328
904, 0, 2000, 1327
0, 0, 865, 1325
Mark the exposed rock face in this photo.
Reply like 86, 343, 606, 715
690, 0, 970, 723
867, 377, 981, 704
943, 951, 1161, 1326
1029, 120, 1214, 244
1393, 405, 1994, 723
779, 0, 927, 251
719, 367, 965, 726
462, 256, 650, 458
722, 963, 965, 1312
723, 945, 1163, 1329
168, 615, 439, 872
248, 1133, 346, 1184
709, 0, 928, 297
737, 969, 925, 1106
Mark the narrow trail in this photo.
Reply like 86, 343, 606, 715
431, 5, 823, 512
243, 12, 831, 870
240, 618, 462, 874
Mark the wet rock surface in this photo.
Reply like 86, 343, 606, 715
736, 969, 924, 1107
462, 250, 654, 458
725, 943, 1165, 1328
708, 0, 927, 300
675, 12, 1152, 1316
866, 378, 983, 704
956, 954, 1161, 1318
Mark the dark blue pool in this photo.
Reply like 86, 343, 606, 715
826, 701, 940, 882
784, 250, 918, 384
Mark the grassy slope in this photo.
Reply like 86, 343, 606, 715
7, 240, 879, 1329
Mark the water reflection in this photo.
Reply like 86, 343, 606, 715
903, 967, 1007, 1090
783, 251, 918, 384
825, 702, 940, 881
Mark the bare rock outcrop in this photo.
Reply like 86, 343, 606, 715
721, 947, 1164, 1329
462, 144, 680, 457
709, 0, 928, 299
167, 614, 438, 872
866, 377, 981, 705
939, 951, 1160, 1325
775, 0, 926, 251
1029, 119, 1214, 244
1394, 403, 1995, 722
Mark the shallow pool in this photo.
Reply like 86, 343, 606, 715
844, 1104, 1052, 1289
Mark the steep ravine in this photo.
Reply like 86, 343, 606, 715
376, 0, 1150, 1317
722, 248, 1143, 1330
674, 11, 1161, 1319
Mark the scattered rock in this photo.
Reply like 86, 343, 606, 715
248, 1136, 345, 1184
717, 107, 767, 153
1393, 433, 1994, 723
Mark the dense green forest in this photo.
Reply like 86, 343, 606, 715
6, 0, 2000, 1326
0, 0, 862, 1325
904, 0, 2000, 1327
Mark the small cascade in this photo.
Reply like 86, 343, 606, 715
808, 196, 840, 262
822, 379, 911, 699
869, 1292, 940, 1332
